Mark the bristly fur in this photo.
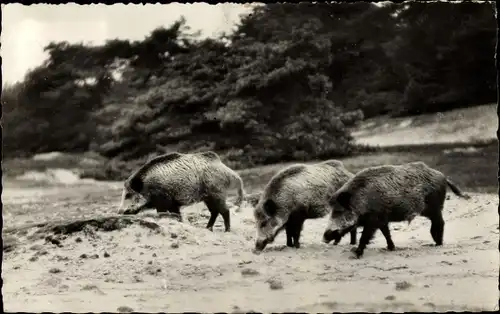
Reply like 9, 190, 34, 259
263, 165, 308, 201
324, 161, 471, 258
253, 159, 354, 251
119, 151, 246, 232
129, 152, 184, 186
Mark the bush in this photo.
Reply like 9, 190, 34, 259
4, 3, 495, 181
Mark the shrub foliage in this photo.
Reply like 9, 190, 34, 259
1, 2, 496, 178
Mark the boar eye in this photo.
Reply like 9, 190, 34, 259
260, 221, 268, 228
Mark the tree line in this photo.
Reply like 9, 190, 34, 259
1, 2, 496, 179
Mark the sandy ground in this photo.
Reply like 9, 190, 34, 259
2, 182, 499, 312
352, 104, 497, 147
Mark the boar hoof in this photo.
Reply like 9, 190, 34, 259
350, 246, 364, 258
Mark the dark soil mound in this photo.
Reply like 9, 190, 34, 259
3, 214, 169, 252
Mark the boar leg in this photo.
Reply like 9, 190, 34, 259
422, 186, 446, 246
353, 225, 377, 258
204, 195, 231, 232
289, 213, 306, 249
349, 228, 357, 245
285, 222, 294, 247
292, 217, 306, 249
333, 224, 358, 245
285, 211, 306, 249
150, 194, 177, 213
146, 193, 182, 221
379, 223, 395, 251
428, 212, 445, 246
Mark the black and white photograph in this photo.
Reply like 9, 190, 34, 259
1, 1, 498, 312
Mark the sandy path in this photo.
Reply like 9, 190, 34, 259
2, 184, 498, 312
352, 104, 496, 147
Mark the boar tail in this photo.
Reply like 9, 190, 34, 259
446, 178, 470, 200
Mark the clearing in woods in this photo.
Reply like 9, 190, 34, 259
2, 104, 498, 312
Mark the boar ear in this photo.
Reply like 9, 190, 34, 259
263, 199, 278, 216
335, 191, 352, 211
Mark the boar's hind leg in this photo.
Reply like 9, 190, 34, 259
427, 211, 445, 246
379, 224, 395, 251
423, 187, 446, 246
204, 195, 231, 232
